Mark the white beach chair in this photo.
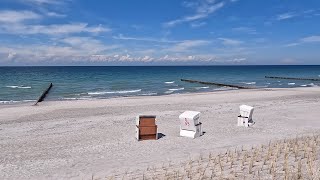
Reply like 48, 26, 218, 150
179, 111, 202, 138
237, 105, 254, 127
135, 115, 158, 141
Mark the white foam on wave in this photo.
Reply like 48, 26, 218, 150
195, 86, 209, 90
6, 85, 31, 89
214, 87, 236, 91
242, 82, 256, 85
288, 83, 295, 85
139, 92, 157, 96
164, 90, 174, 94
23, 100, 36, 102
300, 83, 318, 87
0, 99, 35, 104
88, 89, 141, 95
308, 83, 318, 87
168, 87, 184, 91
0, 100, 19, 104
6, 86, 19, 88
62, 97, 93, 100
266, 83, 271, 85
165, 81, 175, 84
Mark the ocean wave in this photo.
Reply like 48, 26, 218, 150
288, 83, 295, 85
242, 82, 256, 85
308, 83, 318, 87
0, 100, 35, 104
266, 83, 271, 85
195, 86, 209, 90
300, 83, 318, 87
6, 85, 31, 89
214, 87, 236, 91
0, 100, 19, 104
165, 81, 175, 84
139, 93, 157, 96
164, 90, 174, 94
62, 97, 93, 100
88, 89, 141, 95
168, 87, 184, 91
23, 100, 36, 102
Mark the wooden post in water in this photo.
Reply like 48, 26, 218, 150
265, 76, 320, 81
180, 79, 253, 89
34, 83, 53, 105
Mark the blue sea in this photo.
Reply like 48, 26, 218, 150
1, 66, 320, 104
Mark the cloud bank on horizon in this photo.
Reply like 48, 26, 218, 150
0, 0, 320, 65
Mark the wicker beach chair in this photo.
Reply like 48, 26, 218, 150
135, 115, 158, 141
237, 105, 255, 127
179, 111, 202, 138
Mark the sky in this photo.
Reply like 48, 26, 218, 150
0, 0, 320, 66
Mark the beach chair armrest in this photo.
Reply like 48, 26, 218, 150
195, 122, 202, 126
238, 115, 248, 118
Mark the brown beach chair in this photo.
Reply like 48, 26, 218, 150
135, 115, 158, 141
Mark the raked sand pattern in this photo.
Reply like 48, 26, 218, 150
0, 87, 320, 179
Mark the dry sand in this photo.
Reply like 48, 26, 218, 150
1, 87, 320, 179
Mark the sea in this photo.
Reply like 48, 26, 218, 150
1, 65, 320, 104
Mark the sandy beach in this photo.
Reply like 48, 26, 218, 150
1, 87, 320, 179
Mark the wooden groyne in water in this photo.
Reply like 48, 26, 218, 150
34, 83, 53, 105
265, 76, 320, 81
181, 79, 253, 89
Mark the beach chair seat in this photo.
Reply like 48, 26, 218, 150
136, 115, 158, 141
237, 105, 254, 127
179, 111, 202, 138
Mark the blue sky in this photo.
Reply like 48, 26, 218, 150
0, 0, 320, 65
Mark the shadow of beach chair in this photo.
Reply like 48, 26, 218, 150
135, 115, 158, 141
179, 111, 203, 138
237, 105, 255, 127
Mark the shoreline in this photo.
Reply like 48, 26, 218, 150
1, 87, 320, 179
1, 86, 319, 107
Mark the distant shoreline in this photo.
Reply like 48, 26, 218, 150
1, 86, 320, 106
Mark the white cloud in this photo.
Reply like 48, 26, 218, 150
60, 36, 118, 54
0, 23, 111, 35
284, 43, 300, 47
231, 57, 246, 63
190, 22, 207, 28
232, 27, 257, 34
112, 34, 179, 43
218, 38, 243, 46
169, 40, 210, 52
284, 35, 320, 47
0, 45, 246, 64
0, 10, 41, 23
276, 12, 296, 20
0, 36, 119, 64
164, 1, 224, 27
46, 12, 66, 18
22, 0, 66, 5
301, 36, 320, 43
